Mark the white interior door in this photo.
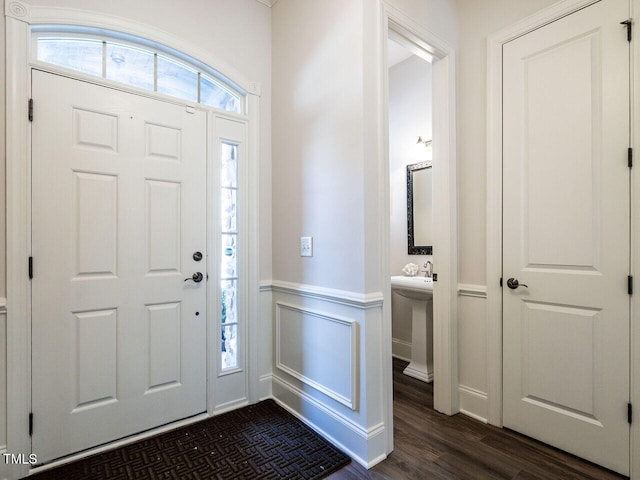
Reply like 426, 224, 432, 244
502, 1, 630, 475
31, 71, 207, 463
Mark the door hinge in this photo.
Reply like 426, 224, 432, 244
628, 403, 633, 424
500, 277, 503, 287
628, 147, 633, 168
29, 412, 33, 436
432, 273, 438, 282
628, 275, 633, 295
28, 256, 33, 279
621, 19, 632, 42
28, 98, 33, 122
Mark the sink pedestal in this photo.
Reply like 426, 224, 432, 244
402, 297, 433, 383
390, 276, 434, 384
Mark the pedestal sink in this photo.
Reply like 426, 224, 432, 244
391, 275, 433, 383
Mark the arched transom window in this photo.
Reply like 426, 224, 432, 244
32, 27, 246, 114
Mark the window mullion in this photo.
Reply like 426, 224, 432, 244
101, 41, 106, 77
153, 53, 158, 92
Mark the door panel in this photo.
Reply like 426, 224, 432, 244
502, 1, 630, 474
31, 71, 207, 463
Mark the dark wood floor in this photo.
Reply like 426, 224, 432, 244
328, 358, 627, 480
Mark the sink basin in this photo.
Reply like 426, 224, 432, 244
391, 275, 433, 300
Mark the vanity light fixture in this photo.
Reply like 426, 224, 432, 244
416, 136, 432, 147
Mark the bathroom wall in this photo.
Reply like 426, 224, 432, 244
388, 55, 433, 358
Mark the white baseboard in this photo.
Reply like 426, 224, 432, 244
458, 385, 488, 423
272, 375, 387, 468
259, 374, 273, 400
402, 363, 433, 383
391, 338, 411, 361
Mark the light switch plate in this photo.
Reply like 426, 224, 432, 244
300, 236, 313, 257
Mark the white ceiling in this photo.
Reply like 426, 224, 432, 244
387, 38, 413, 68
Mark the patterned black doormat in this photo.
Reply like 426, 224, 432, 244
26, 399, 351, 480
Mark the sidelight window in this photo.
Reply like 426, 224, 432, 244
220, 142, 239, 370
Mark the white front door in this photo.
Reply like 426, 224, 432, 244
502, 1, 630, 475
31, 71, 207, 463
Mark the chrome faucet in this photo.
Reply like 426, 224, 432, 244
423, 261, 433, 278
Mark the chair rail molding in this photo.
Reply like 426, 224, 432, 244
269, 280, 384, 310
457, 283, 487, 298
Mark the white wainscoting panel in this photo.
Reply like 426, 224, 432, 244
458, 284, 488, 422
269, 282, 386, 467
276, 302, 357, 410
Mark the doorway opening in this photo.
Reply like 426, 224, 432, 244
381, 11, 458, 455
387, 33, 435, 395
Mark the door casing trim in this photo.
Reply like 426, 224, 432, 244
379, 0, 459, 453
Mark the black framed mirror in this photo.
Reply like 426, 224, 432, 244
407, 161, 433, 255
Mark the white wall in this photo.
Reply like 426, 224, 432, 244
454, 0, 571, 421
388, 55, 433, 355
389, 56, 433, 276
455, 0, 560, 287
272, 0, 365, 293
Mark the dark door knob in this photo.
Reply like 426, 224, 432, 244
507, 278, 528, 289
185, 272, 204, 283
193, 251, 203, 261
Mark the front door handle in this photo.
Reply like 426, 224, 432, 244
507, 278, 528, 289
185, 272, 204, 283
